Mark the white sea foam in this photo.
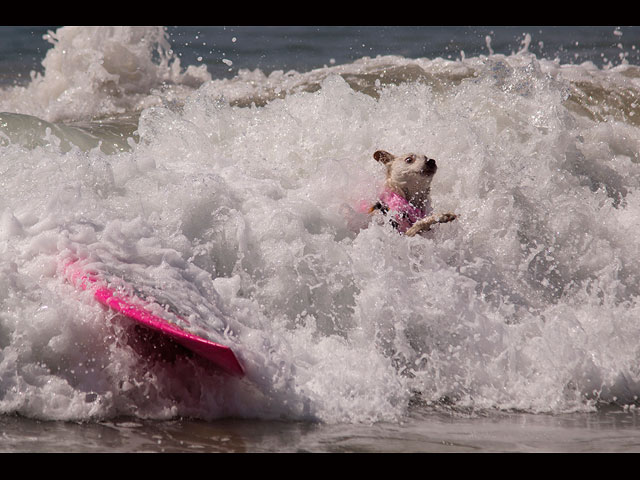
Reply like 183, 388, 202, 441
1, 27, 640, 423
0, 26, 210, 122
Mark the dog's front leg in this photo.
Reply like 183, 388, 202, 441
405, 213, 457, 237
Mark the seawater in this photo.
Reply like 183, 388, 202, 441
2, 26, 640, 451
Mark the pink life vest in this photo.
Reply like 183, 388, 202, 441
372, 188, 431, 234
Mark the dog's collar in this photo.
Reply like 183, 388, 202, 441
372, 188, 430, 233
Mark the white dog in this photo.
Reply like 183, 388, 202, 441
370, 150, 456, 236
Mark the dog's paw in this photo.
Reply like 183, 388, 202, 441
406, 213, 457, 237
438, 213, 457, 223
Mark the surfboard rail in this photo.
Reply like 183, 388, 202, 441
61, 258, 244, 377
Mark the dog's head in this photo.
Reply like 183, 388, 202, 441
374, 150, 437, 201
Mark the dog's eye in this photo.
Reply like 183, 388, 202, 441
405, 156, 414, 164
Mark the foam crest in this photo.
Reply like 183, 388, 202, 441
0, 26, 210, 122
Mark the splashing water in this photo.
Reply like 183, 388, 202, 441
1, 26, 640, 424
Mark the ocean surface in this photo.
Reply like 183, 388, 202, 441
2, 25, 640, 452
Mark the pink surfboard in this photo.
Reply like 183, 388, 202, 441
62, 259, 244, 377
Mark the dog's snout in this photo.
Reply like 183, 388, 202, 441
421, 157, 437, 175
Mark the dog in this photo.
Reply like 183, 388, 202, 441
370, 150, 457, 237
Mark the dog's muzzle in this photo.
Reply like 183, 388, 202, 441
421, 158, 437, 176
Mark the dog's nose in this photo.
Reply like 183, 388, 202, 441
421, 157, 437, 176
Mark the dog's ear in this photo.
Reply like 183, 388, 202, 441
373, 150, 394, 165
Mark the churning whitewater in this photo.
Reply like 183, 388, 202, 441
1, 26, 640, 423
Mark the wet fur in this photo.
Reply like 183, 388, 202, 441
374, 150, 457, 236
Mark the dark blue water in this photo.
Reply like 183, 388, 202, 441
2, 26, 640, 85
165, 26, 640, 75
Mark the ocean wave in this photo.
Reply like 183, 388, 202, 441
2, 26, 640, 423
0, 26, 210, 123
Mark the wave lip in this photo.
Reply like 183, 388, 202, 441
0, 26, 211, 123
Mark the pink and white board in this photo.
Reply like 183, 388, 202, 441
62, 259, 244, 376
